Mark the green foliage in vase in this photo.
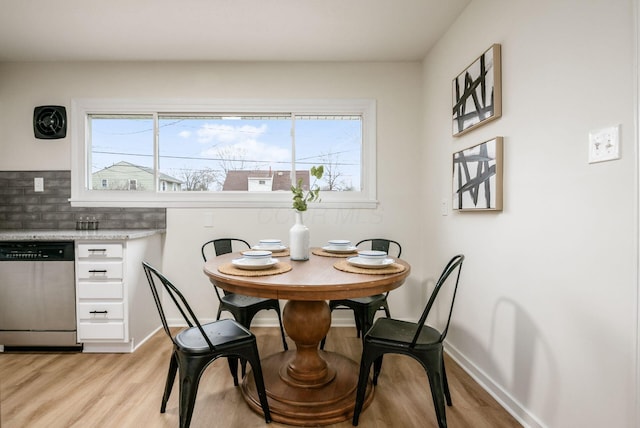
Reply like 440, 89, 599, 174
291, 165, 324, 211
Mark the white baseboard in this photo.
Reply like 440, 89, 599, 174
168, 316, 358, 328
131, 325, 162, 352
82, 326, 162, 353
82, 341, 135, 353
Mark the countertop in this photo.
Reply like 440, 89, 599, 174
0, 229, 165, 241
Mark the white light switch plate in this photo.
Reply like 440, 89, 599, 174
441, 198, 449, 216
589, 125, 620, 163
34, 177, 44, 192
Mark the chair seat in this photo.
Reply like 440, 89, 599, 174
221, 293, 277, 308
175, 319, 253, 353
333, 294, 386, 307
367, 318, 441, 348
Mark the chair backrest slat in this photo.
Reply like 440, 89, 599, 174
142, 261, 216, 351
410, 255, 465, 347
201, 238, 251, 261
356, 238, 402, 258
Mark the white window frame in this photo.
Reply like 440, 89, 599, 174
70, 98, 377, 208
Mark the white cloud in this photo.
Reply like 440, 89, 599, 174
202, 138, 290, 163
196, 122, 290, 164
197, 124, 267, 144
178, 130, 191, 138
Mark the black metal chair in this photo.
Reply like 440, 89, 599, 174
142, 261, 271, 428
201, 238, 288, 351
352, 254, 465, 428
321, 239, 402, 349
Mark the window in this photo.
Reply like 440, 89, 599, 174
71, 98, 376, 208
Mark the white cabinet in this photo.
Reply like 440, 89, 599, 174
75, 234, 162, 353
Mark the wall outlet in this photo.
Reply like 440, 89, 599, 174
34, 177, 44, 192
589, 125, 620, 163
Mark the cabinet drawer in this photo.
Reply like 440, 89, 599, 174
77, 244, 123, 259
78, 322, 125, 340
78, 302, 124, 320
77, 281, 124, 299
77, 261, 123, 280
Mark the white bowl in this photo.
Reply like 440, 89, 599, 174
232, 258, 278, 270
357, 250, 387, 264
241, 250, 273, 265
258, 239, 282, 249
328, 239, 352, 247
347, 257, 394, 269
322, 245, 357, 254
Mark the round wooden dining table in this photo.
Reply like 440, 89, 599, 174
203, 249, 411, 426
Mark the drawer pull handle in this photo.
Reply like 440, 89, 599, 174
89, 310, 108, 314
89, 269, 108, 274
88, 248, 107, 253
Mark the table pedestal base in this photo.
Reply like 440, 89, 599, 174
242, 350, 374, 426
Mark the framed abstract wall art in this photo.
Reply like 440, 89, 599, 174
453, 137, 503, 211
452, 44, 502, 137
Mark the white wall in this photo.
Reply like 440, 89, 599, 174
422, 0, 637, 427
0, 60, 428, 322
2, 2, 637, 425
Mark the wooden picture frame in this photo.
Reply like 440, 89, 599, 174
453, 137, 503, 211
452, 44, 502, 137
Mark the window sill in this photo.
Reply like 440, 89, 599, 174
69, 194, 378, 209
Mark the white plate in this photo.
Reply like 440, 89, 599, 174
252, 245, 288, 252
347, 257, 395, 269
322, 245, 358, 254
232, 258, 279, 270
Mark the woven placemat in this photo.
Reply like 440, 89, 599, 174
333, 259, 406, 275
312, 248, 358, 258
218, 262, 292, 277
270, 249, 290, 257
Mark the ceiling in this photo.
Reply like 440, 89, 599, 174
0, 0, 470, 62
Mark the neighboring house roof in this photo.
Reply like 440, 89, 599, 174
94, 161, 182, 184
222, 170, 310, 191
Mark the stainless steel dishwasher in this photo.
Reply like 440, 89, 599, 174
0, 241, 80, 350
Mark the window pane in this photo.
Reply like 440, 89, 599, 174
158, 115, 292, 191
89, 115, 154, 191
87, 114, 363, 194
295, 115, 362, 191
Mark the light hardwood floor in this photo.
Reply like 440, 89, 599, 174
0, 327, 521, 428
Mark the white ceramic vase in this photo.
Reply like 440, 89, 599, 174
289, 210, 310, 261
